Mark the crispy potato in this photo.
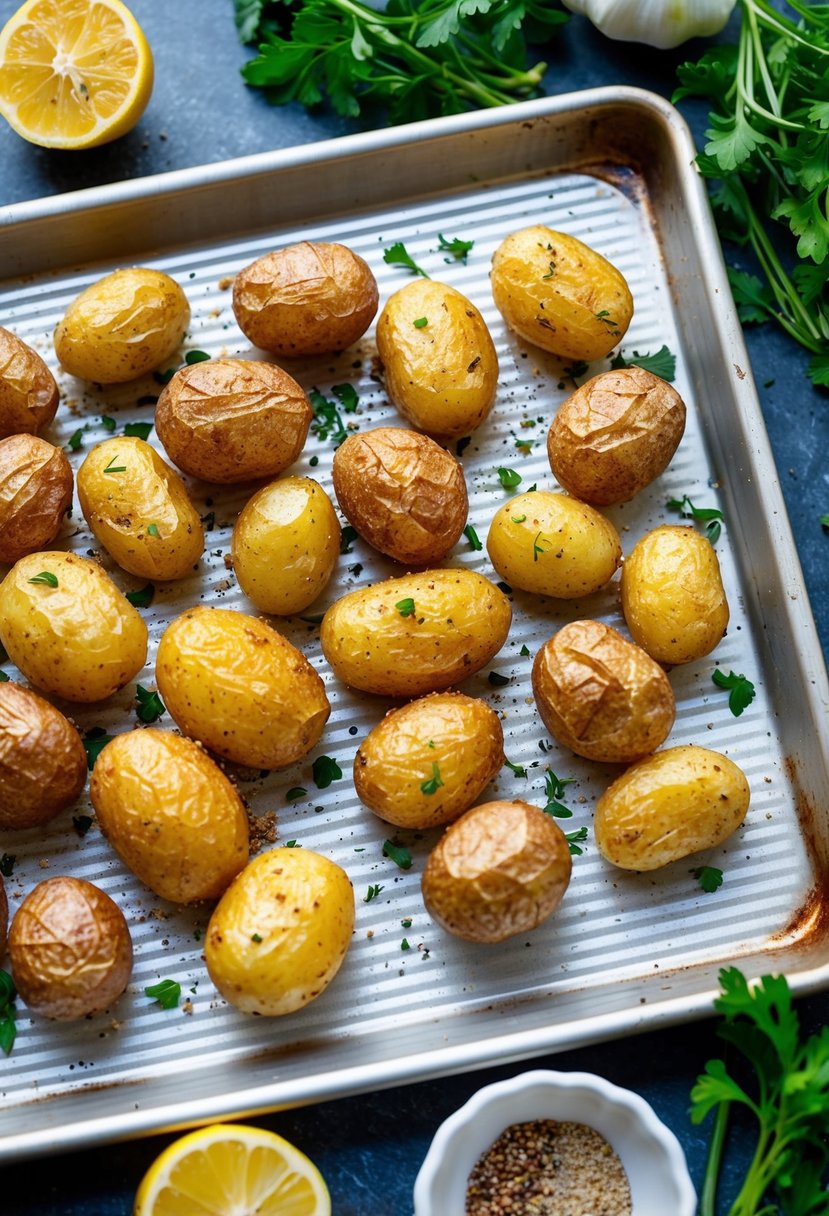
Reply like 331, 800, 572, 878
155, 358, 312, 484
0, 326, 59, 438
491, 225, 633, 361
532, 620, 675, 763
232, 241, 378, 357
375, 280, 498, 439
621, 525, 729, 664
9, 876, 133, 1020
595, 744, 750, 871
156, 606, 330, 770
53, 267, 189, 384
205, 847, 355, 1016
354, 692, 504, 829
486, 490, 621, 599
90, 729, 250, 904
320, 568, 511, 697
0, 434, 73, 563
0, 682, 87, 829
232, 476, 340, 615
0, 552, 148, 702
0, 874, 6, 958
332, 427, 468, 565
547, 367, 687, 505
422, 799, 571, 942
77, 436, 204, 581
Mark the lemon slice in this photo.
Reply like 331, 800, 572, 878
133, 1124, 332, 1216
0, 0, 153, 149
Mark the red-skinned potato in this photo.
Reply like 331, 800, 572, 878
0, 434, 73, 564
0, 682, 87, 829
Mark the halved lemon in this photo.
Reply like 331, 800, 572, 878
133, 1123, 332, 1216
0, 0, 153, 149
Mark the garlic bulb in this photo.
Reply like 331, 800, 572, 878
562, 0, 737, 49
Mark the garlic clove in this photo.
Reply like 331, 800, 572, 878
562, 0, 737, 49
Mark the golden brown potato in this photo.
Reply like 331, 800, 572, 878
0, 552, 148, 702
486, 490, 621, 599
375, 280, 498, 439
53, 267, 190, 384
90, 729, 250, 904
9, 876, 133, 1020
0, 682, 87, 829
320, 569, 512, 697
232, 476, 340, 615
491, 225, 633, 361
0, 326, 59, 438
155, 358, 312, 484
0, 434, 73, 563
232, 241, 379, 357
156, 606, 330, 770
547, 367, 687, 506
532, 620, 675, 764
332, 427, 468, 565
422, 800, 572, 942
77, 436, 204, 580
354, 692, 504, 829
205, 847, 355, 1016
595, 744, 750, 871
0, 873, 7, 958
621, 525, 729, 664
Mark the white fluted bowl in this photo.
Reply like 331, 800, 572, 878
413, 1069, 696, 1216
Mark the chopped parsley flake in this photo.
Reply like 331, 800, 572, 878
383, 241, 428, 278
712, 669, 756, 716
463, 524, 482, 551
413, 316, 428, 328
144, 978, 181, 1009
364, 883, 384, 902
693, 865, 724, 893
438, 234, 474, 262
383, 840, 412, 870
135, 685, 165, 724
27, 571, 58, 587
312, 754, 342, 789
396, 597, 416, 617
420, 762, 443, 796
126, 583, 155, 609
497, 467, 521, 490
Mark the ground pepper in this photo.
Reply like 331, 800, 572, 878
465, 1119, 631, 1215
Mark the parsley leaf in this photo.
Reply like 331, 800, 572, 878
144, 979, 181, 1010
542, 769, 575, 819
420, 762, 443, 796
383, 241, 429, 278
396, 597, 416, 618
340, 525, 358, 554
125, 583, 155, 609
83, 727, 115, 770
312, 754, 342, 789
309, 389, 347, 446
565, 826, 588, 856
504, 758, 526, 778
497, 467, 521, 490
666, 495, 724, 544
332, 383, 359, 413
27, 571, 58, 587
463, 523, 482, 551
383, 839, 413, 870
135, 685, 165, 724
610, 344, 677, 381
712, 668, 756, 716
286, 787, 307, 801
364, 883, 384, 902
437, 233, 474, 263
124, 421, 153, 440
0, 971, 17, 1056
693, 865, 724, 893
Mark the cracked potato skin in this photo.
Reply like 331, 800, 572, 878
90, 729, 250, 904
594, 744, 750, 871
320, 568, 512, 698
156, 606, 330, 770
0, 682, 87, 830
0, 434, 73, 564
9, 876, 133, 1020
354, 692, 504, 829
547, 367, 687, 506
77, 436, 204, 581
0, 326, 59, 438
332, 427, 468, 566
490, 225, 633, 361
422, 799, 572, 943
205, 847, 355, 1016
532, 620, 675, 764
232, 241, 379, 357
376, 280, 498, 439
53, 267, 190, 384
155, 358, 312, 484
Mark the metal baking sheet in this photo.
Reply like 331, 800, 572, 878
0, 87, 827, 1161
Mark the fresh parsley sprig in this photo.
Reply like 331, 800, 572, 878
610, 344, 677, 381
712, 669, 756, 717
666, 495, 724, 545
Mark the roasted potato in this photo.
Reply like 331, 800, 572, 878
53, 267, 189, 384
0, 873, 7, 959
547, 367, 687, 505
595, 744, 750, 871
621, 524, 729, 664
490, 225, 633, 361
9, 876, 133, 1020
354, 692, 504, 829
0, 552, 148, 702
375, 280, 498, 439
0, 326, 59, 438
232, 476, 340, 615
486, 490, 621, 599
320, 568, 511, 697
156, 606, 330, 770
90, 729, 250, 904
422, 799, 572, 943
0, 682, 87, 829
77, 436, 204, 580
155, 358, 312, 484
205, 847, 355, 1016
532, 620, 675, 763
0, 434, 73, 564
232, 241, 378, 357
332, 427, 468, 566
